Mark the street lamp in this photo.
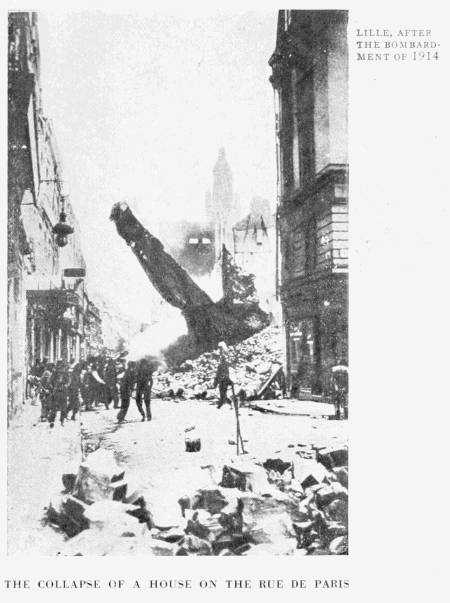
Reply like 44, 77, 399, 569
52, 195, 74, 247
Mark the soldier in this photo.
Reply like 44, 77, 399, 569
104, 357, 119, 409
117, 361, 137, 423
48, 361, 70, 428
135, 358, 154, 421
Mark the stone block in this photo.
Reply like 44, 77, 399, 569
142, 489, 184, 529
48, 494, 90, 538
74, 449, 124, 504
317, 447, 348, 470
315, 483, 348, 509
84, 500, 143, 536
176, 534, 213, 556
292, 457, 329, 489
221, 460, 270, 494
333, 467, 348, 488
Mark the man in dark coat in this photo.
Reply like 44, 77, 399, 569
81, 361, 94, 411
48, 361, 70, 428
67, 362, 82, 420
104, 357, 119, 409
214, 343, 234, 409
135, 358, 154, 421
38, 362, 53, 421
117, 361, 137, 423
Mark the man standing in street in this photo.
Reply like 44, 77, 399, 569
67, 362, 82, 420
214, 342, 235, 409
104, 356, 119, 409
331, 360, 349, 420
136, 357, 153, 421
48, 360, 70, 428
38, 362, 53, 421
81, 361, 94, 411
117, 361, 137, 423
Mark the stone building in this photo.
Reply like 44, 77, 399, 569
8, 12, 101, 421
83, 297, 104, 357
206, 148, 240, 257
232, 198, 277, 315
270, 10, 348, 395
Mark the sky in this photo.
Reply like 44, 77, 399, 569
38, 11, 278, 322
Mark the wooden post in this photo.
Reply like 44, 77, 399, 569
231, 383, 245, 455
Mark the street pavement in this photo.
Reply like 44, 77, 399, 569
7, 403, 82, 555
7, 397, 347, 554
81, 397, 347, 500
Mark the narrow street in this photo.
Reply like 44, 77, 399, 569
81, 399, 347, 491
8, 398, 347, 555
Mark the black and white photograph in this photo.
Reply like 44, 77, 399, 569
8, 8, 348, 558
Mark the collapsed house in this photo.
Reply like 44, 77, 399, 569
110, 203, 269, 364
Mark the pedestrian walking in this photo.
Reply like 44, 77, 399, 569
135, 358, 153, 421
214, 342, 235, 409
117, 361, 137, 422
104, 357, 119, 409
48, 361, 70, 428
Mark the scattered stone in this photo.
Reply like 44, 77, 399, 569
176, 534, 213, 556
317, 447, 348, 471
263, 458, 292, 474
329, 536, 348, 555
292, 457, 329, 489
333, 467, 348, 488
142, 489, 184, 529
84, 500, 143, 536
61, 472, 77, 493
221, 460, 270, 494
74, 449, 124, 504
315, 483, 348, 509
46, 494, 89, 538
60, 528, 117, 556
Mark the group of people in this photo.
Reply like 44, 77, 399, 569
29, 354, 155, 428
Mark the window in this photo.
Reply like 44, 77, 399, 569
284, 10, 292, 31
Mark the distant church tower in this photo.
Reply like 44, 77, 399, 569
210, 148, 235, 256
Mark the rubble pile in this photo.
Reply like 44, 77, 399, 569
45, 441, 348, 556
154, 325, 283, 401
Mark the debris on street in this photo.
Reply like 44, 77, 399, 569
46, 440, 348, 556
153, 325, 284, 402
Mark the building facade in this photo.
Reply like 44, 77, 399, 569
8, 12, 101, 421
232, 197, 277, 316
270, 10, 348, 395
